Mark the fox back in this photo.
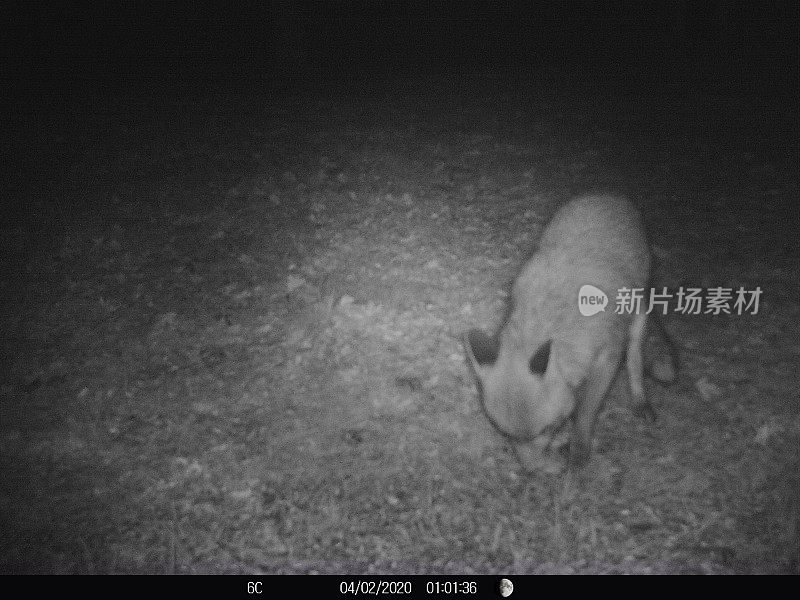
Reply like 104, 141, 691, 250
464, 194, 654, 471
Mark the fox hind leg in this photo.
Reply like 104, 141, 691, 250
627, 311, 657, 422
645, 312, 679, 385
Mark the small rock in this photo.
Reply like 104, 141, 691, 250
695, 376, 722, 401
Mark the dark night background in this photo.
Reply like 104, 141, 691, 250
6, 1, 799, 97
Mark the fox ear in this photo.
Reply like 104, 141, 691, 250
529, 340, 551, 375
463, 329, 499, 379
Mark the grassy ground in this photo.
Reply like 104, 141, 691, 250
1, 85, 797, 573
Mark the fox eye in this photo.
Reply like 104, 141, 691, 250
529, 340, 551, 375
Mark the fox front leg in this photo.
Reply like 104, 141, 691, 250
568, 350, 622, 471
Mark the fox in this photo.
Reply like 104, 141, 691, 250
463, 194, 677, 473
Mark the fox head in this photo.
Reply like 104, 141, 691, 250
463, 328, 577, 442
